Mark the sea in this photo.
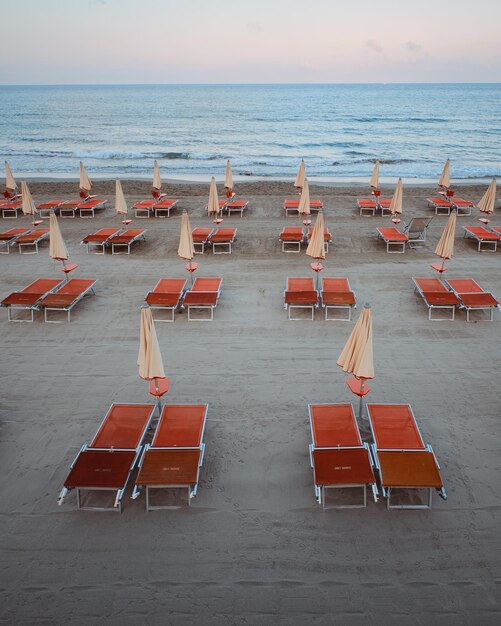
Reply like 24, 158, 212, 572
0, 84, 499, 182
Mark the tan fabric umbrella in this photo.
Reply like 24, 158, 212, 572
370, 160, 380, 190
178, 210, 195, 260
438, 159, 451, 189
435, 210, 456, 261
224, 160, 233, 191
138, 306, 166, 380
389, 178, 403, 216
21, 181, 37, 216
152, 159, 161, 191
115, 179, 128, 216
477, 178, 496, 216
337, 304, 374, 380
79, 162, 92, 194
207, 176, 220, 217
306, 211, 326, 260
298, 178, 311, 217
5, 160, 17, 192
294, 159, 305, 189
49, 212, 69, 261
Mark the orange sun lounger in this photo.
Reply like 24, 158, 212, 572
308, 403, 378, 508
412, 277, 460, 321
37, 278, 97, 322
444, 278, 500, 322
357, 198, 391, 216
463, 226, 500, 252
133, 404, 208, 510
427, 196, 474, 216
376, 226, 409, 253
133, 199, 156, 218
283, 198, 323, 217
1, 278, 63, 322
209, 227, 237, 254
0, 199, 22, 219
81, 227, 123, 253
76, 198, 107, 218
36, 199, 66, 218
226, 199, 249, 217
14, 228, 50, 254
279, 226, 304, 252
145, 278, 187, 322
192, 227, 214, 254
367, 403, 447, 509
58, 403, 156, 512
183, 276, 223, 321
109, 228, 146, 254
284, 277, 318, 320
0, 227, 33, 254
153, 198, 178, 218
307, 226, 332, 253
321, 277, 356, 321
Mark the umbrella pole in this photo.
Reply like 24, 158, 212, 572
153, 377, 162, 417
189, 259, 194, 287
358, 379, 365, 420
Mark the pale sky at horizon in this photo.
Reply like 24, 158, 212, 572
1, 0, 500, 84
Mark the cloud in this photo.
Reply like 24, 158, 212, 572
365, 39, 383, 53
246, 21, 262, 34
406, 41, 422, 54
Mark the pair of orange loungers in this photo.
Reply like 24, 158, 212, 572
58, 403, 208, 512
81, 227, 147, 254
192, 227, 237, 254
309, 402, 447, 509
279, 226, 332, 252
284, 277, 356, 320
133, 198, 178, 218
146, 277, 223, 321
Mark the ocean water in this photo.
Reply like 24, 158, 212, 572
0, 84, 499, 180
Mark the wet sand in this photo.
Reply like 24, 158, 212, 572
1, 181, 500, 624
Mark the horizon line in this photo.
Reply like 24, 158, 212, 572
0, 81, 500, 87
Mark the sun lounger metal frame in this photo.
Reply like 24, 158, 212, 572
192, 228, 214, 254
444, 278, 500, 322
376, 227, 409, 253
132, 404, 208, 510
0, 200, 22, 219
226, 200, 249, 217
133, 199, 156, 219
36, 200, 65, 218
367, 403, 447, 509
145, 278, 187, 322
81, 227, 124, 254
357, 198, 391, 217
58, 403, 156, 512
16, 228, 50, 254
210, 228, 237, 254
78, 199, 107, 218
321, 277, 356, 321
402, 216, 433, 248
0, 228, 33, 254
182, 277, 223, 321
308, 403, 378, 508
58, 200, 81, 218
110, 229, 147, 255
279, 227, 304, 253
39, 278, 97, 322
412, 277, 459, 321
154, 199, 178, 218
284, 277, 319, 320
463, 226, 499, 252
426, 197, 453, 215
1, 278, 64, 322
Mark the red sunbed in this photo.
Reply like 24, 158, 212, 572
133, 404, 208, 509
153, 198, 178, 217
226, 200, 249, 216
321, 277, 356, 321
81, 227, 122, 253
209, 227, 237, 254
284, 198, 323, 216
1, 278, 63, 322
58, 403, 156, 512
463, 226, 500, 252
15, 228, 50, 254
0, 199, 22, 218
279, 226, 304, 252
445, 278, 500, 321
0, 227, 32, 254
183, 277, 223, 320
192, 227, 214, 253
38, 278, 97, 322
412, 277, 460, 320
145, 278, 187, 321
109, 229, 146, 254
284, 277, 318, 320
367, 404, 447, 509
77, 198, 107, 218
376, 227, 409, 253
357, 198, 392, 216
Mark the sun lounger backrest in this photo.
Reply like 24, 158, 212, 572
192, 277, 222, 292
18, 229, 48, 241
446, 279, 483, 293
152, 404, 207, 447
55, 279, 96, 295
90, 403, 155, 449
309, 404, 361, 447
23, 278, 62, 294
322, 278, 350, 292
414, 278, 448, 293
407, 217, 431, 233
288, 277, 315, 291
154, 279, 186, 293
367, 404, 425, 450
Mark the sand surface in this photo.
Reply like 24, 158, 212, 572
1, 181, 500, 625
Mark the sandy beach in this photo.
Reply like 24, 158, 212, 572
1, 180, 500, 624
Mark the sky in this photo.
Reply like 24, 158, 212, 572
0, 0, 500, 84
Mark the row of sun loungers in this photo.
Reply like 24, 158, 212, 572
1, 278, 97, 322
413, 277, 500, 321
462, 225, 500, 252
376, 217, 433, 252
146, 277, 223, 321
284, 199, 323, 216
426, 196, 474, 216
284, 277, 356, 320
81, 228, 146, 254
309, 402, 446, 509
357, 197, 392, 216
133, 199, 178, 218
58, 402, 208, 512
279, 226, 332, 252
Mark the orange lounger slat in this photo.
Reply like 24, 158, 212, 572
133, 200, 156, 209
310, 403, 361, 447
284, 277, 318, 319
136, 449, 201, 487
153, 404, 207, 447
82, 228, 121, 243
91, 404, 156, 449
192, 228, 213, 241
284, 199, 323, 208
38, 279, 97, 322
64, 450, 137, 490
16, 228, 49, 243
0, 200, 22, 209
183, 277, 222, 320
376, 451, 444, 489
210, 228, 236, 242
463, 226, 500, 252
312, 448, 376, 487
0, 228, 30, 240
110, 229, 145, 243
367, 404, 424, 450
412, 277, 460, 320
279, 227, 304, 252
445, 278, 499, 320
191, 277, 222, 292
154, 199, 177, 208
321, 278, 356, 320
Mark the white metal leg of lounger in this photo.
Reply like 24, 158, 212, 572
386, 487, 434, 510
319, 484, 368, 509
435, 205, 451, 215
135, 208, 152, 218
281, 241, 301, 252
18, 241, 40, 254
187, 305, 215, 321
464, 306, 495, 322
60, 208, 77, 218
385, 240, 406, 253
428, 305, 456, 321
325, 304, 353, 321
285, 208, 299, 217
44, 288, 95, 323
151, 306, 177, 322
7, 306, 36, 322
359, 206, 375, 217
212, 241, 232, 254
288, 304, 314, 320
456, 206, 472, 216
154, 208, 173, 218
1, 208, 19, 219
193, 242, 206, 254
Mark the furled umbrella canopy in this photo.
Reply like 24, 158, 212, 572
207, 176, 220, 217
306, 211, 326, 260
115, 179, 128, 216
298, 178, 311, 217
5, 160, 17, 193
294, 159, 305, 189
370, 160, 380, 190
49, 212, 69, 261
138, 305, 166, 380
79, 162, 92, 194
21, 181, 37, 216
477, 178, 496, 216
389, 178, 403, 216
438, 159, 451, 189
337, 304, 374, 380
152, 159, 161, 192
224, 160, 233, 192
178, 210, 195, 260
435, 210, 457, 262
